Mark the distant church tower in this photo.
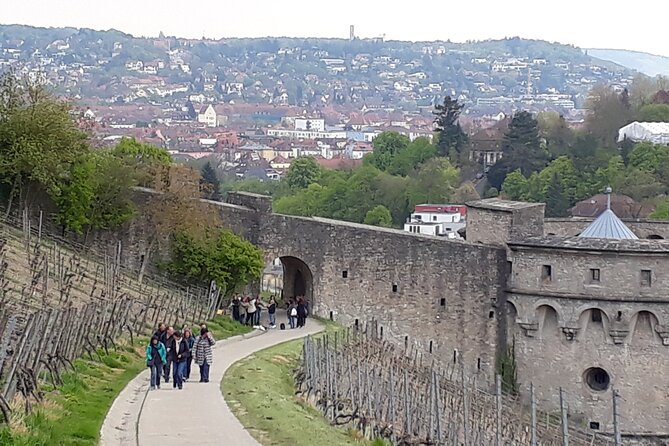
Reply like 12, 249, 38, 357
526, 67, 533, 96
349, 25, 355, 41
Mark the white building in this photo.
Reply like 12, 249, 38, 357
404, 204, 466, 238
267, 128, 347, 140
198, 104, 217, 127
295, 118, 325, 132
618, 121, 669, 145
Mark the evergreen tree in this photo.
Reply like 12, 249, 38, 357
433, 96, 467, 159
545, 173, 569, 217
488, 111, 549, 189
200, 161, 220, 200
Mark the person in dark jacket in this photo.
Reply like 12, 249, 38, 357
146, 335, 167, 390
183, 328, 195, 380
231, 295, 241, 323
170, 330, 190, 390
162, 326, 175, 382
297, 297, 307, 328
267, 296, 277, 328
154, 322, 166, 341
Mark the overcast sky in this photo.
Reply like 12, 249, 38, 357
2, 0, 667, 56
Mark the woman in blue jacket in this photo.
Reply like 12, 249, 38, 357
146, 335, 167, 390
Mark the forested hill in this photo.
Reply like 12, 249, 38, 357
0, 24, 631, 104
587, 48, 669, 77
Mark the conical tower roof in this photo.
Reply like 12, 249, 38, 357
578, 187, 638, 240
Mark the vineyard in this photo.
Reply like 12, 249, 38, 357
296, 321, 619, 446
0, 210, 217, 421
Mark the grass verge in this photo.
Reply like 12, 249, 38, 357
0, 315, 249, 446
222, 320, 372, 446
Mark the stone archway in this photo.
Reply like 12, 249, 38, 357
279, 256, 314, 303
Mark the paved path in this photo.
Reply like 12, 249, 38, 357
100, 316, 323, 446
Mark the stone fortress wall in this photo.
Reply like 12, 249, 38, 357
507, 237, 669, 435
92, 189, 669, 439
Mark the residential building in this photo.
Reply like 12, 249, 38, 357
198, 105, 217, 127
403, 204, 466, 238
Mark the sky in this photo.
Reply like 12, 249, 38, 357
2, 0, 668, 56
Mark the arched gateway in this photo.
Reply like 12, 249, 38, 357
278, 256, 313, 302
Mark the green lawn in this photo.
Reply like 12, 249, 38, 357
0, 315, 249, 446
222, 321, 374, 446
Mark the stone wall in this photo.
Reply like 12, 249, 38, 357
507, 240, 669, 435
65, 188, 669, 437
467, 199, 545, 245
255, 214, 507, 383
115, 192, 509, 385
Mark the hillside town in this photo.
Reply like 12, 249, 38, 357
0, 25, 638, 180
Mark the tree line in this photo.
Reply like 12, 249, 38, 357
226, 74, 669, 223
494, 77, 669, 217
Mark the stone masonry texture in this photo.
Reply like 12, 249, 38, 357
79, 191, 669, 438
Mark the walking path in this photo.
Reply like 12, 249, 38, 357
100, 315, 323, 446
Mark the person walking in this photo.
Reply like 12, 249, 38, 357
170, 331, 190, 390
183, 328, 195, 381
162, 326, 175, 383
154, 322, 166, 341
297, 297, 307, 328
267, 296, 277, 328
288, 299, 297, 329
145, 335, 167, 390
193, 327, 216, 383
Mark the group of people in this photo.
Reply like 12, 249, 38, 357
230, 294, 310, 330
229, 295, 277, 329
146, 322, 215, 390
146, 295, 311, 389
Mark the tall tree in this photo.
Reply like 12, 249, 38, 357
488, 111, 548, 189
433, 96, 467, 158
0, 73, 89, 214
537, 112, 575, 158
545, 173, 569, 217
200, 161, 221, 200
283, 156, 321, 190
585, 85, 633, 148
364, 131, 410, 172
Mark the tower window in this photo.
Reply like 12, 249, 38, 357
590, 268, 600, 283
342, 270, 348, 278
641, 270, 652, 287
392, 283, 398, 293
440, 298, 446, 307
541, 265, 552, 282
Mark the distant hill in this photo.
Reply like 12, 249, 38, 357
0, 24, 635, 109
587, 49, 669, 77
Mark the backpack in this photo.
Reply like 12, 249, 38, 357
290, 307, 298, 317
280, 323, 286, 330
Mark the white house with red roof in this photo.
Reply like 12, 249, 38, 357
404, 204, 466, 238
